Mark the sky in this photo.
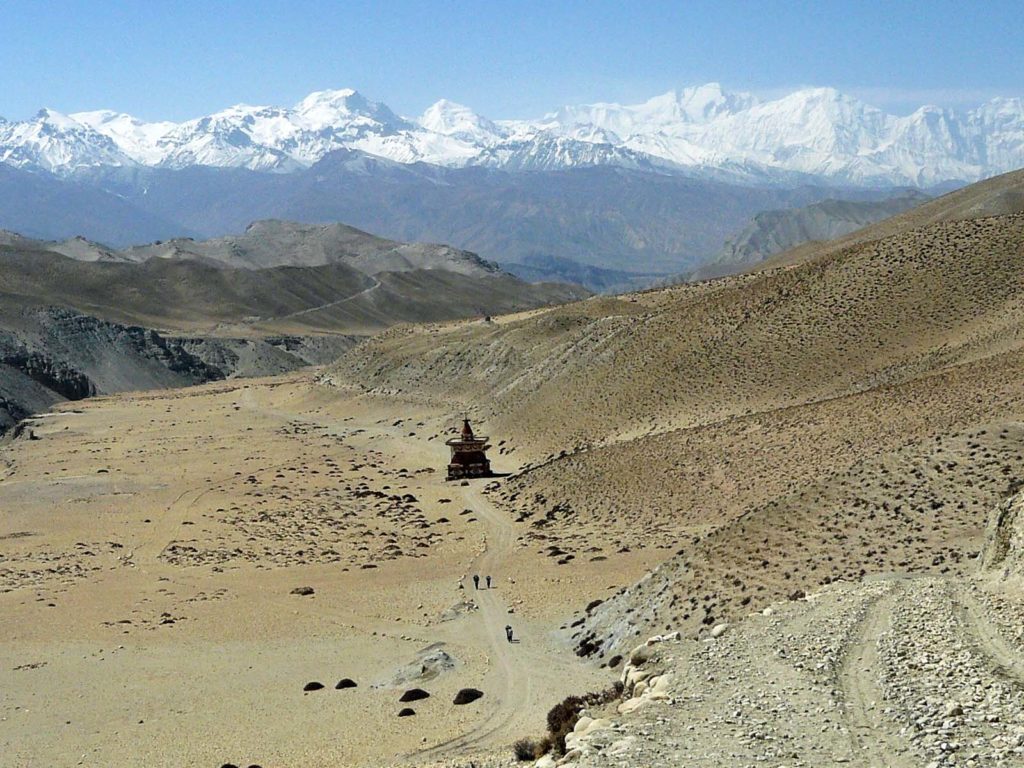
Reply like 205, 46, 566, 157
1, 0, 1022, 122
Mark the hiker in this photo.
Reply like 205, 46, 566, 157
486, 575, 492, 589
505, 624, 513, 642
473, 574, 480, 590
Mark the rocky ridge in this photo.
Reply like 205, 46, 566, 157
0, 306, 357, 434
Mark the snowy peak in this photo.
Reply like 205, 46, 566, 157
645, 82, 758, 123
71, 109, 176, 165
417, 99, 501, 142
0, 108, 135, 172
293, 88, 410, 131
542, 82, 757, 139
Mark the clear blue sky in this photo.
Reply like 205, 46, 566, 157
2, 0, 1021, 121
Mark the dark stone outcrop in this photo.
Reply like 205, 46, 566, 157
453, 688, 484, 705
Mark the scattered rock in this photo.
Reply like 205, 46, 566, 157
398, 707, 416, 717
302, 681, 324, 692
290, 586, 315, 596
335, 678, 357, 689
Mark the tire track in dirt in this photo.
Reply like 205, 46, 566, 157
839, 586, 915, 768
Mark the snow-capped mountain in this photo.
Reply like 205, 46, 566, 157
0, 108, 137, 172
1, 84, 1022, 185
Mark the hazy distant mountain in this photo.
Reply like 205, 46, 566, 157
64, 160, 915, 273
691, 191, 931, 279
2, 84, 1023, 185
0, 222, 586, 333
0, 155, 920, 278
0, 162, 189, 244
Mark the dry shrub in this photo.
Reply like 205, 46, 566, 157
513, 738, 538, 761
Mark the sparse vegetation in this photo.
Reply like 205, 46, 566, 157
513, 682, 625, 759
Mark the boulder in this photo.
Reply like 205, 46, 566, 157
617, 696, 646, 715
397, 707, 416, 717
335, 678, 357, 689
558, 747, 583, 764
290, 586, 314, 596
399, 688, 430, 703
649, 674, 672, 700
453, 687, 484, 705
302, 681, 324, 692
710, 622, 730, 638
573, 715, 594, 734
629, 645, 653, 666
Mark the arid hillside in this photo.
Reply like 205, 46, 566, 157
758, 166, 1024, 271
325, 169, 1024, 659
328, 213, 1024, 456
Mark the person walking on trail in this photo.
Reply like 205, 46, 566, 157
505, 624, 513, 643
473, 574, 480, 590
486, 575, 492, 589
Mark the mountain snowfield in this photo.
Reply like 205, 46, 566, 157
1, 84, 1022, 186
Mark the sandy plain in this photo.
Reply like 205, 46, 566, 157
0, 375, 650, 767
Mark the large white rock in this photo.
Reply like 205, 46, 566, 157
584, 718, 613, 735
651, 674, 671, 692
573, 715, 593, 734
617, 696, 647, 715
557, 748, 583, 765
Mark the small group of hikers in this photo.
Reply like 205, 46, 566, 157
471, 573, 492, 590
463, 573, 514, 642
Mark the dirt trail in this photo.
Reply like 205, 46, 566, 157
410, 482, 537, 759
839, 586, 915, 768
267, 277, 382, 323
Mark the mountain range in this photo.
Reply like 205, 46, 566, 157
2, 84, 1023, 187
